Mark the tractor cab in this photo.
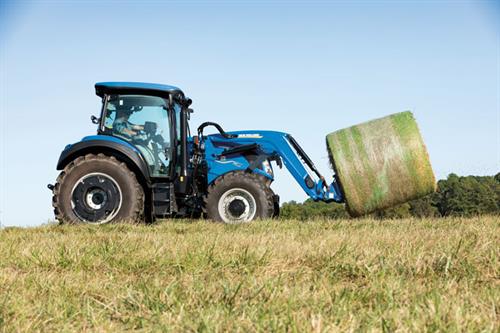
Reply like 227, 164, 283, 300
95, 82, 192, 181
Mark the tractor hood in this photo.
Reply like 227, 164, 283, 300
205, 130, 289, 143
201, 130, 291, 185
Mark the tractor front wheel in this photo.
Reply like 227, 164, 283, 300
52, 153, 144, 224
204, 171, 275, 223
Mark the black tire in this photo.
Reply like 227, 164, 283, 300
52, 153, 144, 224
273, 194, 280, 218
204, 171, 274, 223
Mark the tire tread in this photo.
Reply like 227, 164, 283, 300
52, 153, 144, 224
203, 171, 275, 222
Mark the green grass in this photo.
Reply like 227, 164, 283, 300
1, 217, 498, 332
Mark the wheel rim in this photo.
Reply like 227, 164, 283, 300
70, 172, 122, 224
218, 188, 257, 223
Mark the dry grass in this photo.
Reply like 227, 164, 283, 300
0, 217, 498, 332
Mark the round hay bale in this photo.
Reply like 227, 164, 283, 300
326, 111, 436, 217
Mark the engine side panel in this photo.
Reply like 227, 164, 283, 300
203, 136, 273, 185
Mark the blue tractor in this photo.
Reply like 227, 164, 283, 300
50, 82, 343, 224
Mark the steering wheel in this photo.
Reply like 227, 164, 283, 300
130, 129, 149, 146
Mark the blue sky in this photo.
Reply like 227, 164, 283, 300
1, 0, 498, 227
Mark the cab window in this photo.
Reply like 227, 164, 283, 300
103, 94, 171, 177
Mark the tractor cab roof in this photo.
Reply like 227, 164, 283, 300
95, 82, 183, 98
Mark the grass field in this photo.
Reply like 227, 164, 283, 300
0, 217, 498, 332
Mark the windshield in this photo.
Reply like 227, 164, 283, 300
102, 94, 172, 177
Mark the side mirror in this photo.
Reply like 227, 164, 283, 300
91, 115, 100, 124
186, 108, 194, 120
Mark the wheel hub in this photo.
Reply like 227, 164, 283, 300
86, 188, 108, 209
218, 188, 257, 223
228, 199, 246, 217
71, 173, 122, 224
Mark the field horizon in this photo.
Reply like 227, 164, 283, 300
1, 217, 498, 332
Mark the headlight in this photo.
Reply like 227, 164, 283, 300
262, 160, 273, 176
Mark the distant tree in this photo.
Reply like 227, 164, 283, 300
373, 203, 412, 219
280, 200, 303, 219
279, 174, 499, 219
280, 199, 348, 220
408, 193, 440, 218
436, 174, 499, 216
492, 172, 500, 199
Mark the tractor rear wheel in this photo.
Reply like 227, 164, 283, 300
204, 171, 274, 223
52, 153, 144, 224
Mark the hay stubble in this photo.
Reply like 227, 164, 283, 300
0, 217, 498, 332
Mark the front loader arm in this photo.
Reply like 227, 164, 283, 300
223, 131, 344, 203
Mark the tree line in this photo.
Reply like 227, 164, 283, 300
280, 173, 500, 219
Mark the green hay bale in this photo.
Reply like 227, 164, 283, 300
326, 111, 436, 217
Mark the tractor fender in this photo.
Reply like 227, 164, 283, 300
56, 136, 151, 186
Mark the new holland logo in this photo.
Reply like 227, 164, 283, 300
237, 134, 263, 139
